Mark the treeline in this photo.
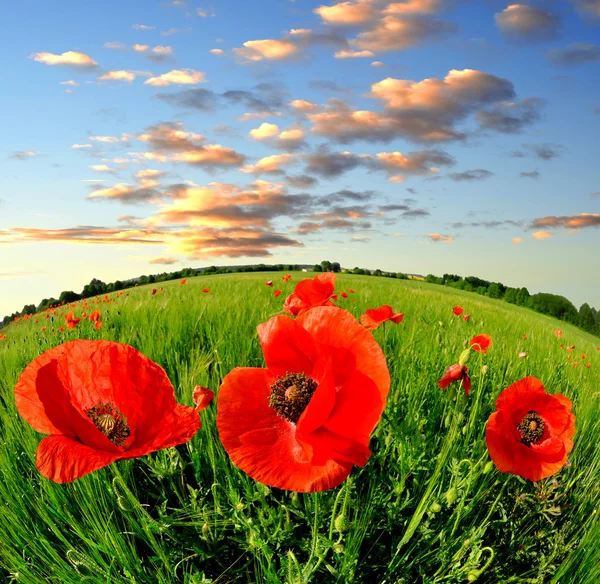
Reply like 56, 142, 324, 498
1, 264, 309, 327
423, 273, 600, 337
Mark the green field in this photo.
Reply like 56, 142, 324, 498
1, 273, 599, 583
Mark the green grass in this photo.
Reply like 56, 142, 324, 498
1, 273, 599, 583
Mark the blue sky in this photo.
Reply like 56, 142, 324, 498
1, 0, 599, 317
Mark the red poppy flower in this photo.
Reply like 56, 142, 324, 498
485, 376, 575, 482
95, 321, 103, 331
65, 311, 81, 330
274, 289, 282, 297
586, 363, 591, 369
180, 278, 187, 285
438, 364, 471, 395
567, 345, 574, 353
266, 280, 273, 287
522, 334, 527, 339
283, 273, 337, 317
58, 326, 65, 333
581, 354, 586, 359
151, 289, 157, 295
282, 274, 292, 283
462, 314, 470, 322
470, 334, 492, 354
340, 292, 348, 299
217, 306, 390, 492
202, 288, 210, 293
453, 306, 464, 316
192, 385, 214, 412
597, 347, 600, 351
554, 330, 562, 338
348, 288, 355, 294
14, 340, 203, 484
89, 310, 101, 323
360, 305, 404, 330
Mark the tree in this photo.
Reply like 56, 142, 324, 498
516, 287, 530, 306
321, 260, 333, 272
579, 303, 596, 332
504, 288, 518, 304
332, 262, 341, 273
313, 264, 322, 272
487, 283, 503, 299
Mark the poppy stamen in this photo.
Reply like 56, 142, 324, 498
269, 372, 317, 424
518, 411, 545, 446
87, 403, 131, 447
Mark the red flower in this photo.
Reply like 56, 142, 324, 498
452, 306, 464, 316
265, 280, 273, 287
202, 288, 210, 293
554, 329, 562, 338
348, 288, 355, 294
151, 289, 157, 295
522, 334, 527, 339
180, 278, 187, 285
192, 385, 214, 412
95, 321, 103, 331
217, 306, 390, 492
58, 326, 65, 333
567, 345, 574, 353
340, 292, 348, 299
586, 363, 591, 369
65, 311, 81, 329
282, 274, 292, 283
360, 305, 404, 330
283, 273, 336, 316
470, 334, 492, 354
462, 314, 470, 322
438, 364, 471, 395
581, 354, 586, 359
89, 310, 101, 322
485, 376, 575, 482
14, 340, 201, 483
274, 289, 282, 297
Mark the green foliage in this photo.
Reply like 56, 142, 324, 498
1, 273, 599, 583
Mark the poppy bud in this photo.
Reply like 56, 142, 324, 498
429, 502, 442, 513
333, 543, 345, 554
334, 514, 350, 533
482, 365, 489, 375
483, 461, 494, 474
445, 487, 458, 506
459, 348, 471, 366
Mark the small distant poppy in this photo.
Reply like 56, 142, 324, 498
274, 290, 282, 297
463, 314, 470, 322
282, 274, 292, 283
217, 306, 390, 492
522, 334, 527, 339
567, 345, 574, 353
192, 385, 215, 412
283, 273, 337, 317
202, 288, 210, 293
341, 292, 348, 299
65, 312, 81, 330
180, 279, 187, 285
453, 306, 464, 316
95, 321, 103, 331
554, 330, 563, 338
485, 376, 575, 482
58, 326, 65, 333
581, 354, 586, 359
151, 289, 157, 295
586, 363, 591, 369
14, 340, 204, 483
360, 305, 404, 330
348, 288, 355, 294
470, 334, 492, 354
266, 280, 273, 287
438, 364, 471, 395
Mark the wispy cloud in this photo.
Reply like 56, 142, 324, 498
29, 50, 98, 68
144, 69, 205, 86
9, 150, 38, 160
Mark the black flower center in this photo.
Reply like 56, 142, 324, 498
87, 403, 131, 447
269, 372, 317, 424
518, 411, 545, 446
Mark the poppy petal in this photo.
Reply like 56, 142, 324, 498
297, 306, 390, 399
257, 315, 319, 378
36, 435, 122, 484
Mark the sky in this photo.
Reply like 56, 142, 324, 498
1, 0, 599, 317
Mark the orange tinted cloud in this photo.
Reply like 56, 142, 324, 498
495, 4, 559, 44
532, 231, 553, 240
149, 256, 180, 264
241, 153, 298, 174
29, 51, 98, 68
235, 39, 299, 61
532, 213, 600, 230
289, 99, 318, 112
512, 237, 523, 244
314, 2, 377, 26
334, 49, 375, 58
427, 233, 453, 242
144, 69, 206, 86
87, 183, 161, 204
